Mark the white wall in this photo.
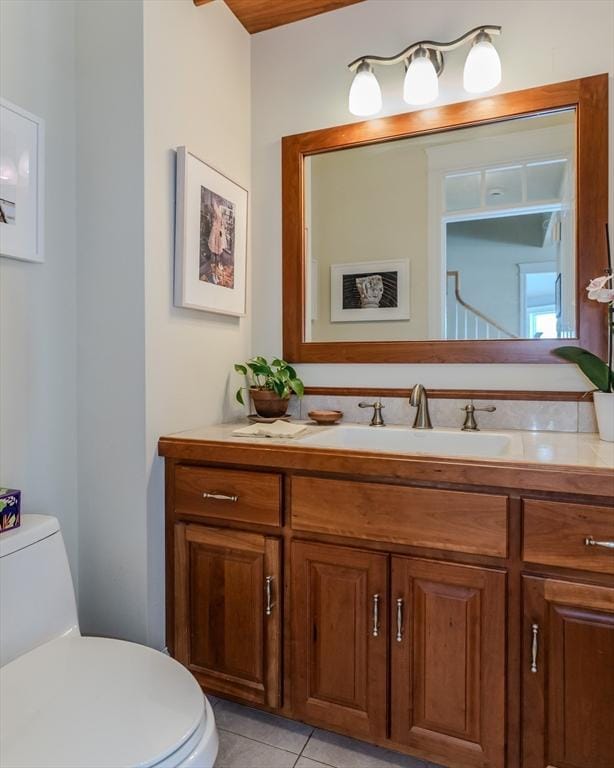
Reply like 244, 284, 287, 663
75, 0, 250, 649
4, 0, 251, 649
0, 0, 78, 576
143, 0, 251, 648
76, 0, 148, 642
251, 0, 614, 390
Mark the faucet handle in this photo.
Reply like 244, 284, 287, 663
461, 404, 496, 413
358, 400, 385, 427
461, 403, 496, 431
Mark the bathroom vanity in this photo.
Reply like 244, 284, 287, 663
159, 425, 614, 768
160, 69, 612, 768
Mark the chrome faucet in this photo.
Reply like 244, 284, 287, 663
409, 384, 432, 429
358, 400, 386, 426
461, 402, 496, 431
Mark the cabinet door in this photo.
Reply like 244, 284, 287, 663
391, 557, 506, 768
174, 523, 281, 707
523, 576, 614, 768
291, 541, 388, 739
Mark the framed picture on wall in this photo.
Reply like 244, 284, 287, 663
174, 146, 248, 315
0, 99, 45, 263
330, 259, 410, 322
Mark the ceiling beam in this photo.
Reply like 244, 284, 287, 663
194, 0, 365, 35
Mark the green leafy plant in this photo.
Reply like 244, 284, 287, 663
551, 347, 612, 393
234, 356, 305, 405
553, 225, 613, 392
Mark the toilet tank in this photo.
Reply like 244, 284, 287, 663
0, 515, 79, 667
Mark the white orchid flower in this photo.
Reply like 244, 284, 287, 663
587, 274, 611, 290
587, 273, 614, 303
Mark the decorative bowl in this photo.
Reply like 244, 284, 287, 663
308, 410, 343, 425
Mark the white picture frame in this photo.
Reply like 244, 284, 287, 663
330, 259, 410, 322
174, 146, 248, 316
0, 98, 45, 263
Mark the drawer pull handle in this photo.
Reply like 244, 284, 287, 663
203, 492, 238, 502
265, 575, 275, 616
372, 594, 380, 638
396, 598, 404, 643
584, 536, 614, 550
530, 623, 539, 673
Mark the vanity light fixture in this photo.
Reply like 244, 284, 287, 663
348, 62, 383, 117
463, 30, 502, 93
348, 25, 502, 116
403, 48, 439, 106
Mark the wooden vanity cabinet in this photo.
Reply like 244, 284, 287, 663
522, 576, 614, 768
161, 451, 614, 768
391, 557, 506, 768
172, 523, 281, 708
291, 544, 507, 767
291, 541, 388, 740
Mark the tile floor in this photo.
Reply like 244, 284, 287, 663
209, 696, 444, 768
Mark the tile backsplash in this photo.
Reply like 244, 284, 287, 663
291, 395, 597, 434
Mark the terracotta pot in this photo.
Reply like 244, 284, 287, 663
250, 388, 290, 418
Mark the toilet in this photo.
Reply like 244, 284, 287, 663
0, 515, 219, 768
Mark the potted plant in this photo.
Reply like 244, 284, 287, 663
553, 226, 613, 441
235, 356, 305, 418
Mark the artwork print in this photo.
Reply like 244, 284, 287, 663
330, 259, 410, 323
174, 147, 247, 316
343, 270, 399, 310
200, 187, 236, 288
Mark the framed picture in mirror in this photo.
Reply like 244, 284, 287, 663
330, 259, 410, 322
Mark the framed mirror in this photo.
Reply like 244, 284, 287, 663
282, 75, 608, 363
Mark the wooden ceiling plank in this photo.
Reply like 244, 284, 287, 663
194, 0, 365, 35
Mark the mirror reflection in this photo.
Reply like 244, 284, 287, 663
304, 110, 576, 343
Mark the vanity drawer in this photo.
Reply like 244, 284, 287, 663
175, 466, 281, 527
523, 499, 614, 574
291, 476, 508, 557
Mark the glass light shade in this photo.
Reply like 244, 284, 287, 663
463, 39, 501, 93
403, 53, 439, 105
348, 66, 382, 117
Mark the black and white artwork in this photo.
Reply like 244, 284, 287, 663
342, 270, 399, 310
331, 259, 410, 322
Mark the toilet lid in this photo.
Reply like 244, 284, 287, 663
0, 635, 206, 768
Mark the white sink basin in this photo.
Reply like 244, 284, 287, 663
299, 424, 523, 459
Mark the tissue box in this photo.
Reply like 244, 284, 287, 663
0, 488, 21, 533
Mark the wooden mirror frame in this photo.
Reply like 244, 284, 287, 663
282, 75, 608, 364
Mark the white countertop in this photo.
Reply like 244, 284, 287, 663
164, 421, 614, 472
